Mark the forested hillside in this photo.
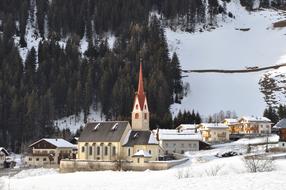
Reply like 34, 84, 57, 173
0, 0, 285, 152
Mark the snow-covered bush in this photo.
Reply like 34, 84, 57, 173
243, 155, 274, 173
204, 165, 224, 176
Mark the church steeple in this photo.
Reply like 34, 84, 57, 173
137, 62, 145, 110
131, 60, 149, 131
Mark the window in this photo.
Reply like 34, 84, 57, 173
97, 147, 100, 155
166, 143, 168, 147
105, 147, 108, 155
29, 157, 32, 161
43, 158, 47, 161
144, 113, 147, 119
137, 158, 140, 163
81, 146, 85, 153
135, 113, 139, 119
181, 144, 184, 148
173, 144, 176, 147
112, 147, 116, 156
136, 104, 139, 109
181, 150, 184, 154
144, 105, 147, 110
189, 144, 192, 147
36, 158, 39, 161
149, 150, 151, 154
128, 148, 131, 156
89, 147, 93, 155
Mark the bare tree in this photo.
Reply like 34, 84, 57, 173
243, 155, 274, 173
204, 165, 223, 176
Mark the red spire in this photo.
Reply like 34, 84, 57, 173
136, 60, 145, 110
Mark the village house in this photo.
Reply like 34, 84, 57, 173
77, 63, 161, 164
0, 147, 9, 168
154, 128, 202, 154
197, 123, 230, 142
237, 116, 272, 134
176, 124, 198, 133
273, 119, 286, 148
223, 118, 240, 134
25, 138, 77, 167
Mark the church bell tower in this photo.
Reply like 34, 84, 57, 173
131, 61, 149, 131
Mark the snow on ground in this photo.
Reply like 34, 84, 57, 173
168, 0, 286, 117
54, 106, 105, 132
1, 138, 286, 190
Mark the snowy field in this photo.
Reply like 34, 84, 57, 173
1, 135, 284, 190
168, 0, 286, 117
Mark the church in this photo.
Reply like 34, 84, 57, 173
77, 62, 162, 163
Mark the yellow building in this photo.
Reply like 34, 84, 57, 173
197, 123, 230, 142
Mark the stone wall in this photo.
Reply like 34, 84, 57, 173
60, 156, 189, 172
60, 159, 119, 173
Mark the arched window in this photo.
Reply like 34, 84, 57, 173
128, 148, 131, 156
135, 113, 139, 119
144, 113, 147, 119
136, 104, 138, 109
144, 105, 147, 110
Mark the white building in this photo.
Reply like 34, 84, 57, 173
176, 124, 198, 133
154, 129, 202, 154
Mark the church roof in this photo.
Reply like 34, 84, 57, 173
78, 121, 130, 142
136, 62, 146, 110
123, 130, 158, 147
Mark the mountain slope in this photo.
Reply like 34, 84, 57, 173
168, 0, 286, 117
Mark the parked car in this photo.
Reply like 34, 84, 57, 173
216, 151, 238, 158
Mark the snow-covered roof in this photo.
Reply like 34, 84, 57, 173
0, 147, 9, 156
156, 129, 202, 141
159, 133, 202, 141
240, 116, 271, 123
156, 129, 196, 135
273, 119, 286, 129
148, 133, 159, 144
200, 123, 229, 129
29, 138, 77, 149
224, 118, 238, 124
132, 150, 152, 158
176, 124, 197, 130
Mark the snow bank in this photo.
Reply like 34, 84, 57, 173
13, 168, 58, 179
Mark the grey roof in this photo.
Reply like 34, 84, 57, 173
78, 121, 129, 142
273, 119, 286, 129
123, 130, 158, 147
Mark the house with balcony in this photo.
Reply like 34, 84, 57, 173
197, 123, 230, 142
238, 116, 272, 134
25, 138, 77, 167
